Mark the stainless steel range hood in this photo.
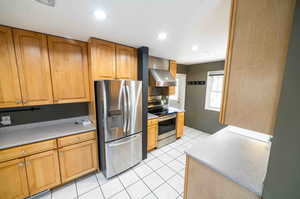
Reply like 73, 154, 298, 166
148, 56, 176, 87
150, 69, 176, 87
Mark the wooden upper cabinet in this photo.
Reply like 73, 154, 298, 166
13, 29, 53, 106
220, 0, 296, 135
0, 159, 29, 199
116, 44, 137, 80
169, 60, 177, 96
0, 26, 22, 108
48, 36, 90, 104
25, 150, 61, 195
88, 38, 116, 80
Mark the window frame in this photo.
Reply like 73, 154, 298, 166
205, 70, 224, 112
169, 77, 180, 102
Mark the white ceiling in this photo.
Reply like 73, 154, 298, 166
0, 0, 231, 65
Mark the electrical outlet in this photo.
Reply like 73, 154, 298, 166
1, 115, 11, 126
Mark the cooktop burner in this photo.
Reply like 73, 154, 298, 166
148, 108, 177, 117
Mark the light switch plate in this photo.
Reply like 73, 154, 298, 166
1, 115, 11, 126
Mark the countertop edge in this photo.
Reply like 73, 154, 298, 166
0, 127, 96, 150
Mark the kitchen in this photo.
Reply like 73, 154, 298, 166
0, 0, 299, 199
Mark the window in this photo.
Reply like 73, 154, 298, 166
169, 78, 180, 101
205, 70, 224, 112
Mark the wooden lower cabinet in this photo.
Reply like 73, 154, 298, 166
184, 156, 260, 199
147, 119, 158, 151
0, 158, 29, 199
0, 132, 99, 198
176, 112, 185, 138
58, 140, 98, 183
25, 150, 61, 195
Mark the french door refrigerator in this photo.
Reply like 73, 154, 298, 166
95, 80, 142, 178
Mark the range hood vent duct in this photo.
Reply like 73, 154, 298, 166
150, 69, 176, 87
35, 0, 55, 7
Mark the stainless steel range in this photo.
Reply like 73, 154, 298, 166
148, 96, 178, 148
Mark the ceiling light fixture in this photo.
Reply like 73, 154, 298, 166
158, 32, 167, 41
94, 10, 107, 20
35, 0, 55, 7
192, 45, 199, 51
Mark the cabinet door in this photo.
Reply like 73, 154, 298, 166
58, 140, 98, 183
25, 150, 61, 195
89, 38, 116, 80
13, 29, 53, 106
48, 36, 90, 104
220, 0, 296, 134
147, 124, 158, 151
116, 44, 137, 80
0, 26, 22, 108
169, 60, 177, 95
176, 112, 184, 138
0, 159, 29, 199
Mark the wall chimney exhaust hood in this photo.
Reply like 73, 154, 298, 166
150, 69, 176, 87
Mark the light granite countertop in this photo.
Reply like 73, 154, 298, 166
168, 107, 185, 113
147, 113, 158, 119
185, 126, 271, 196
0, 116, 96, 150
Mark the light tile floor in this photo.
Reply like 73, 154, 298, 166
30, 126, 209, 199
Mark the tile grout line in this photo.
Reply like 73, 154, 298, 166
94, 172, 107, 199
117, 174, 134, 199
75, 178, 80, 198
139, 153, 186, 197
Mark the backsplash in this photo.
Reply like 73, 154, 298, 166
0, 103, 88, 127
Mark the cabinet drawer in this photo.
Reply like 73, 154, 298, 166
57, 131, 96, 148
148, 119, 158, 126
0, 140, 57, 163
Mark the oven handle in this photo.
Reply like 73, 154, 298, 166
158, 114, 177, 122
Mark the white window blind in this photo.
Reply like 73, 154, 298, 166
205, 70, 224, 112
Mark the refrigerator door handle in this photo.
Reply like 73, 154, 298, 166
102, 82, 109, 135
125, 83, 131, 134
108, 135, 139, 147
122, 83, 128, 133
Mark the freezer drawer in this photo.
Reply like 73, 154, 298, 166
105, 133, 142, 178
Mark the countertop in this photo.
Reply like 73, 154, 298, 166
0, 116, 96, 150
168, 107, 185, 113
185, 126, 271, 196
147, 113, 158, 120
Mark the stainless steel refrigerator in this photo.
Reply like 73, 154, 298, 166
95, 80, 142, 178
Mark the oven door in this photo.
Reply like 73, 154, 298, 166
158, 114, 177, 136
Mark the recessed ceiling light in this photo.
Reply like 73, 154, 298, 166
35, 0, 55, 7
158, 32, 167, 41
94, 10, 107, 20
192, 45, 199, 51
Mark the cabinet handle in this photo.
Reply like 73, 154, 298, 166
23, 100, 28, 104
16, 100, 22, 104
18, 162, 24, 167
21, 150, 27, 155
